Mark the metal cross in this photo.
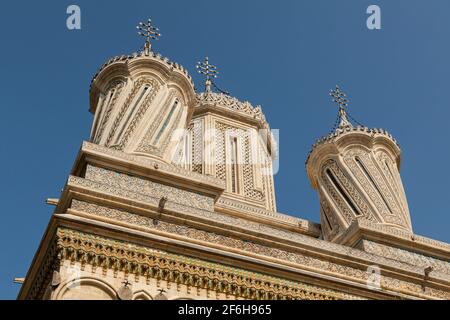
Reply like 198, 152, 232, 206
122, 280, 132, 288
329, 85, 349, 110
196, 57, 219, 93
137, 18, 161, 55
329, 85, 352, 128
157, 288, 167, 294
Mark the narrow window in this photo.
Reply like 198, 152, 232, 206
323, 211, 333, 231
326, 169, 361, 216
181, 131, 191, 169
355, 157, 393, 214
106, 89, 115, 107
100, 89, 115, 118
384, 160, 396, 182
93, 89, 115, 141
153, 100, 178, 144
115, 85, 149, 143
230, 136, 240, 193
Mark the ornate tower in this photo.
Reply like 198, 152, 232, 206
89, 18, 196, 163
179, 57, 277, 213
306, 86, 412, 243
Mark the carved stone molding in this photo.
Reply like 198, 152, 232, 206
106, 77, 160, 149
65, 195, 450, 299
196, 92, 267, 125
91, 51, 194, 92
76, 141, 225, 190
52, 228, 362, 300
84, 165, 214, 211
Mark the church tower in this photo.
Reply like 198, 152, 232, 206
89, 19, 196, 162
306, 86, 412, 242
183, 57, 277, 213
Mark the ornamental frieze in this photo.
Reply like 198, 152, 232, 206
84, 165, 214, 211
357, 240, 450, 274
67, 175, 450, 286
80, 141, 225, 188
196, 92, 267, 125
54, 228, 361, 300
343, 148, 407, 228
68, 199, 450, 299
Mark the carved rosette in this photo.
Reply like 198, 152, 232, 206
306, 127, 412, 242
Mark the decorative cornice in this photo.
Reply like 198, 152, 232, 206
306, 126, 400, 167
61, 176, 450, 298
215, 197, 321, 237
64, 177, 320, 244
73, 141, 225, 194
196, 92, 268, 126
64, 176, 450, 285
91, 51, 193, 91
54, 227, 361, 300
341, 219, 450, 257
195, 92, 277, 158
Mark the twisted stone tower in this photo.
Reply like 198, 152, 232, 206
89, 48, 196, 163
306, 86, 412, 243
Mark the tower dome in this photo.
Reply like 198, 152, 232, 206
306, 86, 412, 242
89, 19, 196, 163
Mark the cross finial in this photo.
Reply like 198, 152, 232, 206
196, 57, 219, 93
157, 288, 167, 294
122, 280, 132, 288
329, 85, 352, 128
137, 18, 161, 55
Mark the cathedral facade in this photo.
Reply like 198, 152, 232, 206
18, 20, 450, 300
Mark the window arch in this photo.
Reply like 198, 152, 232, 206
153, 99, 179, 145
325, 168, 361, 217
226, 133, 243, 194
133, 290, 153, 300
54, 277, 117, 300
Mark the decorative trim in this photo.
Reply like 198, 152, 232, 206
93, 81, 125, 144
54, 228, 361, 300
107, 77, 160, 149
196, 92, 267, 125
306, 126, 400, 166
90, 51, 194, 90
65, 195, 450, 299
79, 141, 225, 189
343, 148, 408, 228
84, 165, 214, 211
321, 159, 378, 224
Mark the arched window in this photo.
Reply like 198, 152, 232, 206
114, 85, 151, 144
226, 134, 242, 194
326, 168, 361, 216
230, 136, 239, 193
355, 156, 393, 215
92, 81, 124, 143
153, 100, 179, 145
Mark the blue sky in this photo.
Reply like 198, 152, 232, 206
0, 0, 449, 299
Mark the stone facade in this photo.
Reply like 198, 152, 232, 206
17, 27, 450, 300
